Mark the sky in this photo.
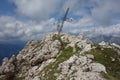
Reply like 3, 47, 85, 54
0, 0, 120, 43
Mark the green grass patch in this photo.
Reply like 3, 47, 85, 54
75, 42, 82, 52
37, 46, 73, 79
85, 45, 120, 80
102, 73, 118, 80
36, 46, 82, 80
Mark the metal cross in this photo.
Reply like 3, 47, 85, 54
57, 8, 70, 36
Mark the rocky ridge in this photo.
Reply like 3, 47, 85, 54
0, 32, 120, 80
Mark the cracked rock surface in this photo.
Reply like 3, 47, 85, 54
0, 32, 120, 80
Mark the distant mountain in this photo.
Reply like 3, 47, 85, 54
0, 42, 26, 63
68, 32, 120, 45
90, 35, 120, 45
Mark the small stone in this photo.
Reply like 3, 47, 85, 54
86, 54, 94, 59
111, 57, 115, 61
33, 76, 40, 80
89, 63, 106, 73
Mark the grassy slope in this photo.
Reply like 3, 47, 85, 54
35, 34, 120, 80
37, 45, 81, 80
37, 46, 74, 80
85, 45, 120, 80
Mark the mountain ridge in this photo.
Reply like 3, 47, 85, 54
0, 32, 120, 80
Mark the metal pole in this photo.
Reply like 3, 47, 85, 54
58, 8, 69, 36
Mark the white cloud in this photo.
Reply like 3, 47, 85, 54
63, 0, 120, 25
91, 0, 120, 25
0, 16, 56, 43
62, 17, 120, 37
63, 17, 94, 33
12, 0, 61, 20
0, 15, 120, 43
63, 0, 95, 16
94, 24, 120, 36
12, 0, 120, 25
1, 0, 120, 43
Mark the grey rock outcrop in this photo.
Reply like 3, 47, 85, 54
0, 55, 16, 80
0, 32, 120, 80
57, 52, 106, 80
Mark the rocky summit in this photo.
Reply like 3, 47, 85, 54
0, 32, 120, 80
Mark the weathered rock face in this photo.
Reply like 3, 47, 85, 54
57, 55, 106, 80
0, 55, 16, 80
0, 32, 120, 80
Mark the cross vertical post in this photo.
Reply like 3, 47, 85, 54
57, 8, 70, 36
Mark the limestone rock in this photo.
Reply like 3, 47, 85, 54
89, 63, 106, 73
99, 41, 111, 48
0, 55, 16, 80
32, 76, 40, 80
0, 32, 119, 80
